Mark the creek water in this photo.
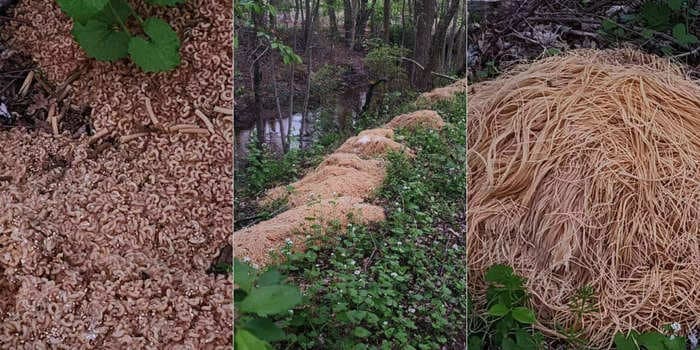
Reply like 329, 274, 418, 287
235, 89, 367, 163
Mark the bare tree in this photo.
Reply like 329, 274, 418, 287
383, 0, 391, 43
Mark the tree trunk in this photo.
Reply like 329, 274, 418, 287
412, 0, 434, 89
327, 0, 338, 37
252, 12, 265, 145
344, 0, 353, 43
272, 65, 288, 152
301, 46, 312, 149
353, 0, 375, 51
400, 0, 405, 46
303, 0, 312, 48
383, 0, 390, 43
419, 0, 459, 88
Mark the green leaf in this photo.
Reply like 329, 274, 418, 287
668, 0, 684, 11
234, 259, 255, 293
72, 20, 130, 61
664, 335, 687, 350
239, 285, 302, 316
511, 307, 536, 324
501, 337, 518, 350
242, 318, 285, 342
353, 326, 371, 338
601, 18, 618, 31
467, 335, 483, 350
640, 2, 671, 30
56, 0, 109, 23
487, 303, 510, 317
672, 23, 699, 46
637, 331, 665, 349
128, 18, 181, 72
257, 268, 284, 286
514, 330, 539, 350
234, 329, 273, 350
96, 0, 132, 25
641, 28, 654, 39
144, 0, 186, 6
485, 265, 515, 284
614, 331, 640, 350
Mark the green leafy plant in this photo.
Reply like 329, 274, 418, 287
599, 0, 699, 54
469, 265, 544, 350
272, 95, 466, 349
614, 326, 686, 350
56, 0, 182, 72
234, 258, 303, 349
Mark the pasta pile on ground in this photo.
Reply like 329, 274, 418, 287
468, 49, 700, 346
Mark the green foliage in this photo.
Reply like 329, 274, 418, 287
234, 139, 327, 197
57, 0, 182, 72
128, 18, 181, 72
234, 258, 303, 349
599, 0, 700, 54
310, 64, 347, 101
614, 328, 686, 350
364, 44, 410, 90
273, 95, 466, 349
468, 265, 544, 350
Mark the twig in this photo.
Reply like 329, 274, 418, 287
18, 71, 34, 97
671, 46, 700, 59
395, 56, 460, 81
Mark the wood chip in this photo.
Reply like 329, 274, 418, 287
195, 109, 216, 134
19, 71, 34, 97
213, 106, 233, 115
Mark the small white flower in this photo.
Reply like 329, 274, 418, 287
243, 256, 251, 262
397, 241, 402, 246
452, 244, 459, 250
285, 238, 293, 245
382, 321, 388, 326
354, 270, 360, 275
390, 272, 398, 278
672, 322, 682, 333
688, 329, 698, 349
408, 307, 416, 313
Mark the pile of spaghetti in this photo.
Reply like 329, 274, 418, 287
468, 49, 700, 346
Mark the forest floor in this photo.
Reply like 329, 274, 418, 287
468, 0, 700, 81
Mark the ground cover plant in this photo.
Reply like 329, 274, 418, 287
56, 0, 183, 72
233, 94, 466, 349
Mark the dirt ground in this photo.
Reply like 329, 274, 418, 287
0, 1, 233, 348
